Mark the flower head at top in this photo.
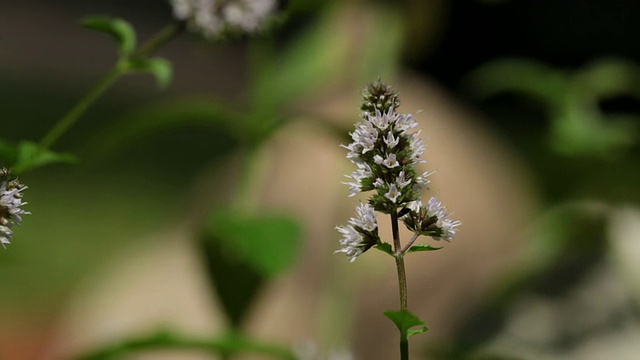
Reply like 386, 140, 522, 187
340, 80, 428, 214
0, 169, 30, 248
170, 0, 279, 39
336, 80, 461, 262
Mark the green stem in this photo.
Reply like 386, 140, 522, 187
391, 211, 409, 360
135, 22, 184, 58
38, 64, 125, 150
38, 23, 184, 150
391, 211, 407, 310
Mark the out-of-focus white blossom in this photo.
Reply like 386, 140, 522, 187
170, 0, 278, 39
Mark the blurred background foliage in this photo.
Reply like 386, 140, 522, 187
1, 0, 640, 359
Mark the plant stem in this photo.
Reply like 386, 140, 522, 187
38, 23, 184, 150
400, 233, 420, 254
39, 65, 125, 150
135, 22, 184, 58
391, 211, 409, 360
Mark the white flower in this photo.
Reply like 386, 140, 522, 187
334, 224, 365, 262
373, 178, 385, 188
351, 203, 377, 232
350, 121, 378, 156
171, 0, 277, 39
385, 184, 400, 203
415, 170, 433, 189
0, 170, 29, 248
383, 131, 399, 149
342, 163, 372, 196
335, 203, 378, 262
426, 197, 461, 241
396, 170, 411, 188
394, 113, 418, 133
368, 109, 390, 130
381, 153, 400, 168
408, 131, 426, 164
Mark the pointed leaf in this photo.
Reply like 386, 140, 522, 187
200, 231, 266, 327
374, 242, 395, 256
202, 210, 303, 326
384, 309, 428, 338
12, 141, 77, 174
209, 210, 304, 278
81, 16, 136, 55
127, 57, 173, 88
407, 244, 442, 253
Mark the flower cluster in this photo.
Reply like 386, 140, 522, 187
0, 169, 29, 248
402, 198, 461, 241
335, 80, 460, 261
334, 203, 379, 262
170, 0, 278, 39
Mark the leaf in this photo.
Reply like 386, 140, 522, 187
406, 244, 442, 253
200, 231, 265, 327
12, 141, 77, 174
208, 210, 304, 279
80, 97, 244, 161
81, 16, 137, 55
127, 57, 173, 89
463, 58, 568, 108
202, 210, 303, 326
374, 242, 395, 256
384, 309, 428, 338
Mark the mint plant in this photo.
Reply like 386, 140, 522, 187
336, 80, 461, 359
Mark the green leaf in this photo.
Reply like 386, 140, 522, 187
406, 244, 442, 253
12, 141, 77, 174
81, 16, 137, 55
463, 58, 568, 108
374, 242, 395, 256
384, 310, 428, 338
209, 210, 303, 278
202, 210, 303, 326
127, 57, 173, 89
200, 231, 265, 327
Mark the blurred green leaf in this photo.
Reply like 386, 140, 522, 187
202, 210, 303, 326
466, 57, 639, 157
12, 141, 77, 174
127, 57, 173, 89
464, 58, 568, 108
81, 16, 136, 55
210, 210, 303, 278
407, 244, 442, 253
82, 97, 244, 160
201, 231, 265, 327
573, 58, 640, 99
384, 309, 428, 338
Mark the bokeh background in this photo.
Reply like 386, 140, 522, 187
1, 0, 640, 359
